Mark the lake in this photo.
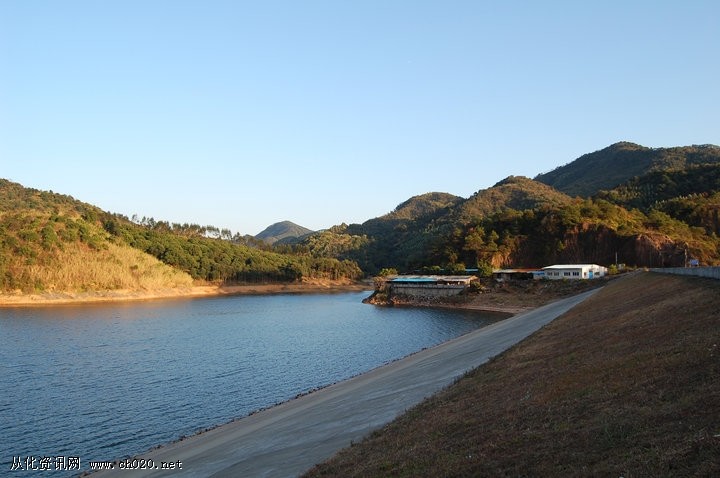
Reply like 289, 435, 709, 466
0, 291, 506, 476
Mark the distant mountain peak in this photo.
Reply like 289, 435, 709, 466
255, 221, 314, 245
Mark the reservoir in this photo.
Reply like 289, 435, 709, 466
0, 291, 506, 476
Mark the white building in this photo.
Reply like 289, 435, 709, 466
540, 264, 608, 280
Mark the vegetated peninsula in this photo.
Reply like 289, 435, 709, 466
2, 141, 720, 305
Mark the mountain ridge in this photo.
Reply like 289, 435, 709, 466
302, 142, 720, 273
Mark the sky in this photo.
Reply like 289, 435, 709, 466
1, 1, 718, 236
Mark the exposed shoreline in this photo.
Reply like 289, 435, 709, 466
0, 281, 372, 308
0, 281, 538, 315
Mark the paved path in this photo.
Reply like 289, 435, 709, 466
94, 289, 599, 478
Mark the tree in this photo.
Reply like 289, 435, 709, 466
477, 261, 494, 278
378, 268, 398, 277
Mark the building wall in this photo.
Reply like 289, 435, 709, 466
389, 283, 467, 298
544, 269, 584, 280
542, 265, 607, 280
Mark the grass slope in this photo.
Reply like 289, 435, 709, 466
24, 241, 193, 292
305, 272, 720, 477
0, 178, 194, 293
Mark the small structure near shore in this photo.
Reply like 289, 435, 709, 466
492, 268, 542, 281
540, 264, 608, 280
386, 275, 477, 299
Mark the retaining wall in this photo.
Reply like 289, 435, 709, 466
389, 283, 467, 298
650, 266, 720, 280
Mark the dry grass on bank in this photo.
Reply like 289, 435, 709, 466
305, 272, 720, 477
9, 242, 193, 293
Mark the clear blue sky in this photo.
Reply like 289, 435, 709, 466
2, 1, 718, 235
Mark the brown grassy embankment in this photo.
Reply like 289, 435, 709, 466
0, 241, 195, 301
0, 263, 370, 306
305, 272, 720, 477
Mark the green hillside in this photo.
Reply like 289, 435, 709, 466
359, 192, 463, 235
453, 176, 574, 224
351, 192, 463, 273
535, 142, 720, 197
297, 144, 720, 273
0, 179, 193, 293
0, 179, 362, 294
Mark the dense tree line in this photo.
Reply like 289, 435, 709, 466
103, 219, 362, 283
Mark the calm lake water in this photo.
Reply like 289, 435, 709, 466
0, 291, 505, 476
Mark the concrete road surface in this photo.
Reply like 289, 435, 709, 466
93, 289, 599, 478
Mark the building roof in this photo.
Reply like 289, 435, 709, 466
390, 275, 476, 283
390, 277, 438, 283
542, 264, 603, 270
493, 268, 542, 274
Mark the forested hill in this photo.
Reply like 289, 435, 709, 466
535, 142, 720, 197
298, 143, 720, 274
345, 192, 463, 273
0, 179, 362, 294
360, 192, 463, 236
453, 176, 573, 223
255, 221, 314, 245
